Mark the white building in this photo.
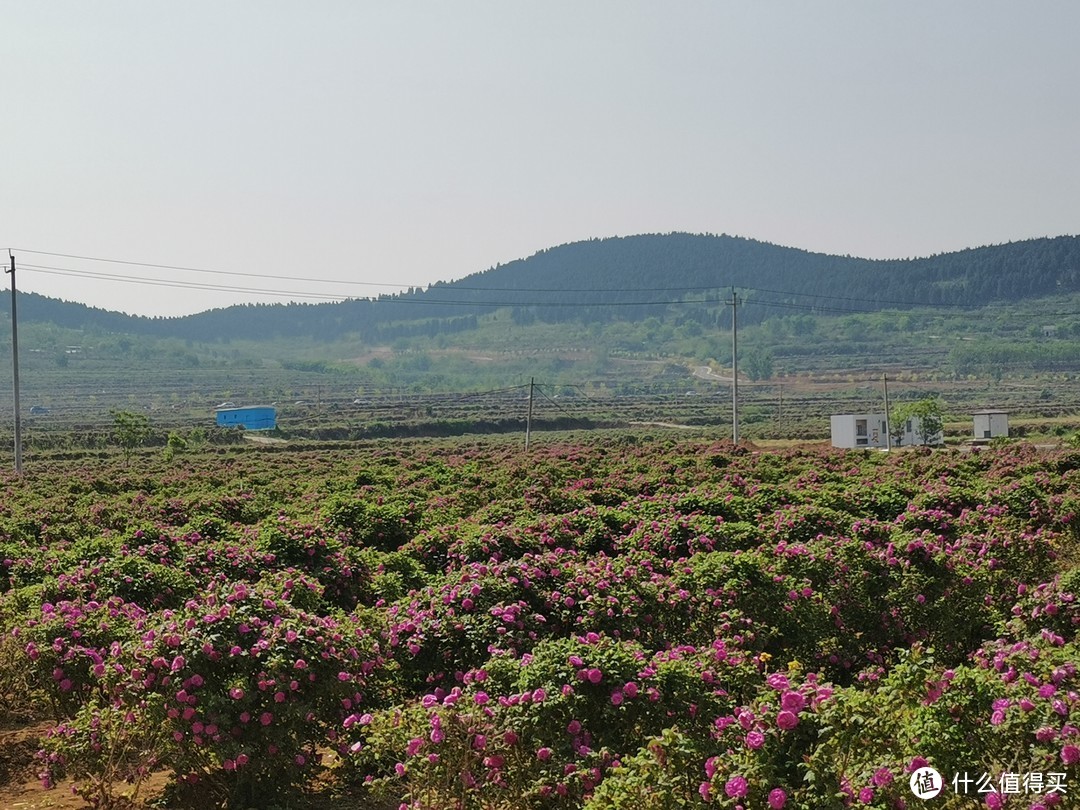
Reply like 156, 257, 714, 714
831, 414, 889, 449
973, 409, 1009, 440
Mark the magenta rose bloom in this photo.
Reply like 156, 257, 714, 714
780, 691, 806, 712
725, 776, 748, 798
872, 767, 894, 787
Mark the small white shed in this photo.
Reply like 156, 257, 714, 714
831, 414, 889, 449
973, 410, 1009, 440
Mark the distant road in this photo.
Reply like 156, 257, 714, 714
693, 365, 732, 383
629, 421, 701, 430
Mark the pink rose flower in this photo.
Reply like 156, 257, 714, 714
725, 776, 748, 798
780, 691, 806, 712
776, 710, 798, 730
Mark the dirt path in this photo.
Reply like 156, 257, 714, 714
629, 421, 702, 430
692, 365, 733, 383
243, 433, 288, 445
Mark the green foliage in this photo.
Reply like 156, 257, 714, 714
323, 494, 422, 551
16, 235, 1080, 409
95, 555, 197, 608
163, 431, 188, 460
891, 398, 944, 446
583, 727, 706, 809
110, 409, 151, 455
742, 348, 775, 381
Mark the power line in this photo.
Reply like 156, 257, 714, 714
534, 385, 577, 419
741, 298, 887, 316
17, 248, 721, 293
440, 384, 531, 402
567, 384, 601, 403
16, 249, 402, 289
19, 263, 716, 307
22, 264, 358, 302
11, 249, 1062, 316
12, 247, 991, 307
742, 285, 982, 310
18, 262, 969, 313
22, 264, 359, 302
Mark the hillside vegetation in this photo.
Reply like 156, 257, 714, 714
3, 234, 1080, 443
8, 234, 1080, 342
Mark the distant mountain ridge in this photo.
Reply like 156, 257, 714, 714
6, 233, 1080, 341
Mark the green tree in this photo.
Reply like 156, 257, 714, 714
188, 427, 207, 448
888, 407, 908, 448
162, 431, 188, 461
743, 349, 774, 381
111, 410, 151, 456
891, 398, 944, 446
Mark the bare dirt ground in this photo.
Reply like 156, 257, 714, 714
0, 723, 90, 810
242, 433, 288, 445
0, 724, 384, 810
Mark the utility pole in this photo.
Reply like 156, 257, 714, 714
882, 373, 892, 452
729, 287, 739, 444
7, 253, 22, 474
777, 383, 783, 437
524, 377, 534, 451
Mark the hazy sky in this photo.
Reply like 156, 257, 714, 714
4, 2, 1078, 317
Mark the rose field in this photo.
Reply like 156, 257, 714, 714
1, 436, 1079, 809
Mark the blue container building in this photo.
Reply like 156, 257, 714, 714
215, 406, 276, 431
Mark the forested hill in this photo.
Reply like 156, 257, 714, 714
6, 233, 1080, 341
415, 233, 1080, 319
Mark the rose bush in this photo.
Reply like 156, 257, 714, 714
0, 438, 1077, 807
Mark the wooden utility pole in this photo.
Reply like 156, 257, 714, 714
883, 373, 892, 451
777, 383, 783, 437
525, 377, 534, 451
729, 288, 739, 444
6, 253, 22, 473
